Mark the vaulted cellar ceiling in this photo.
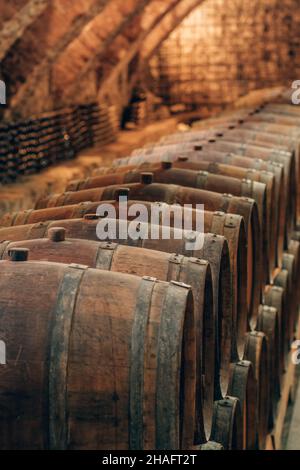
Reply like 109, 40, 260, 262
0, 0, 299, 120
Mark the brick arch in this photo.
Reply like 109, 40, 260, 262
50, 0, 207, 111
2, 0, 209, 117
0, 0, 49, 62
96, 0, 207, 113
1, 0, 112, 117
58, 0, 183, 107
50, 0, 152, 100
9, 0, 296, 120
141, 0, 207, 60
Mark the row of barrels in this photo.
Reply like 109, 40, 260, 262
0, 92, 299, 450
0, 103, 112, 184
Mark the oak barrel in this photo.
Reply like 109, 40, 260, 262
34, 181, 262, 321
0, 219, 236, 397
0, 258, 196, 450
243, 332, 269, 450
227, 360, 257, 450
0, 234, 214, 444
210, 397, 243, 450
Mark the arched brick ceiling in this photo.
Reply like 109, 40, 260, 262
141, 0, 206, 60
64, 0, 183, 105
0, 1, 29, 29
51, 0, 151, 99
0, 0, 210, 118
97, 0, 207, 108
0, 0, 48, 61
0, 0, 200, 116
1, 0, 111, 116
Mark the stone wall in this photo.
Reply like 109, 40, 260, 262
148, 0, 300, 115
2, 1, 300, 125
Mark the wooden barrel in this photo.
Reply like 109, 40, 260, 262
112, 148, 285, 269
192, 109, 300, 137
87, 154, 285, 271
188, 114, 300, 149
130, 136, 293, 163
89, 161, 273, 244
240, 117, 300, 204
260, 109, 300, 125
65, 167, 269, 283
264, 103, 300, 117
179, 153, 285, 268
73, 165, 271, 283
202, 139, 296, 239
183, 113, 300, 179
240, 119, 300, 222
272, 269, 292, 363
190, 108, 300, 130
217, 125, 299, 225
281, 253, 297, 342
90, 160, 275, 274
227, 360, 257, 450
99, 200, 249, 340
159, 126, 296, 198
34, 182, 260, 229
86, 221, 237, 397
0, 234, 213, 444
290, 232, 300, 311
256, 305, 280, 427
220, 128, 296, 155
0, 221, 54, 242
0, 202, 248, 328
159, 129, 297, 161
271, 90, 295, 105
202, 138, 293, 163
92, 159, 275, 192
130, 142, 199, 157
66, 168, 267, 241
0, 257, 196, 450
34, 181, 262, 323
0, 219, 235, 400
67, 168, 267, 221
210, 397, 243, 450
2, 184, 262, 331
264, 284, 285, 381
246, 113, 300, 135
0, 200, 253, 339
216, 125, 297, 171
243, 331, 269, 450
0, 202, 99, 227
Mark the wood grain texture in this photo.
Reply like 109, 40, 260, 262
0, 259, 196, 450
